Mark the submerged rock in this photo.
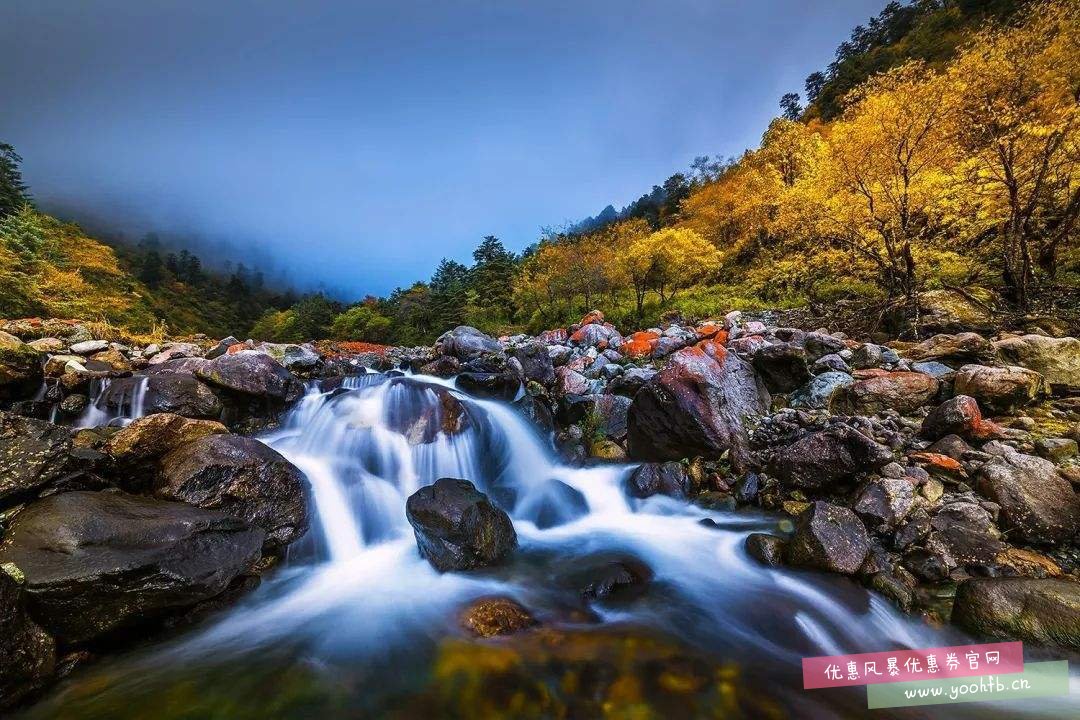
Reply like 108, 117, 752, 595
625, 461, 689, 499
745, 533, 785, 566
0, 491, 263, 644
460, 596, 537, 638
952, 578, 1080, 649
406, 478, 517, 572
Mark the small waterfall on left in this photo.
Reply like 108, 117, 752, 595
74, 375, 149, 428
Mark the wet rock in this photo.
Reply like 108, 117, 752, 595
196, 351, 301, 403
919, 395, 1003, 442
768, 426, 892, 490
456, 370, 520, 401
837, 372, 938, 415
553, 366, 590, 396
954, 364, 1045, 413
58, 393, 88, 415
580, 559, 652, 600
784, 501, 870, 575
419, 354, 461, 378
158, 434, 310, 550
625, 461, 689, 499
993, 334, 1080, 393
788, 371, 854, 410
560, 394, 631, 441
141, 373, 224, 418
405, 478, 517, 572
745, 533, 785, 566
953, 578, 1080, 649
902, 332, 995, 364
627, 347, 769, 465
0, 412, 73, 506
975, 449, 1079, 545
0, 567, 55, 709
103, 413, 228, 467
436, 327, 504, 362
0, 491, 263, 644
460, 596, 537, 638
510, 342, 555, 386
854, 477, 915, 531
384, 380, 471, 444
0, 331, 43, 401
751, 342, 809, 393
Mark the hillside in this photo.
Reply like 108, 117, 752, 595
0, 206, 293, 339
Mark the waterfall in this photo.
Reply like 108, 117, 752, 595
74, 376, 149, 428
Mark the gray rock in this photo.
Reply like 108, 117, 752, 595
976, 450, 1079, 544
768, 426, 893, 489
626, 462, 689, 499
68, 340, 109, 355
0, 491, 263, 643
953, 578, 1080, 649
405, 478, 517, 572
784, 501, 870, 575
745, 533, 786, 566
789, 371, 854, 410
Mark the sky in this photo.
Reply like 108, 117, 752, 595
0, 0, 886, 299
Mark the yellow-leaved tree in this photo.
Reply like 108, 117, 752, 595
943, 0, 1079, 307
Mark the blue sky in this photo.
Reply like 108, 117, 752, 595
1, 0, 885, 298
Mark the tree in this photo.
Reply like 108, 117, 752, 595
0, 143, 29, 217
429, 257, 470, 330
780, 92, 803, 121
943, 1, 1080, 306
330, 304, 392, 342
139, 250, 165, 288
468, 236, 517, 327
291, 293, 337, 340
804, 71, 826, 104
804, 62, 954, 308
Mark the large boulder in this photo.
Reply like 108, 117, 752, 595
751, 342, 809, 393
953, 578, 1080, 649
436, 326, 503, 361
836, 372, 938, 415
853, 477, 915, 531
954, 364, 1045, 413
103, 413, 228, 467
0, 330, 43, 401
784, 501, 870, 575
975, 449, 1079, 545
0, 412, 73, 505
103, 372, 224, 420
992, 335, 1080, 393
195, 351, 301, 402
0, 569, 55, 709
559, 394, 631, 441
627, 347, 770, 465
0, 491, 263, 643
768, 426, 893, 490
158, 435, 309, 550
569, 322, 622, 349
384, 380, 471, 444
405, 478, 517, 572
456, 371, 521, 401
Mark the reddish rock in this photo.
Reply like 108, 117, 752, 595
909, 452, 966, 478
627, 347, 770, 466
622, 331, 660, 359
537, 328, 568, 344
919, 395, 1005, 442
696, 337, 728, 362
838, 372, 938, 415
579, 310, 605, 326
852, 368, 890, 380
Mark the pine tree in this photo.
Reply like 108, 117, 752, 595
0, 143, 29, 217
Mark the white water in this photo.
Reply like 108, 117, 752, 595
22, 372, 1076, 718
74, 376, 149, 428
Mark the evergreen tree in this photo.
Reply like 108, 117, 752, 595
469, 236, 517, 323
0, 143, 29, 217
139, 249, 165, 288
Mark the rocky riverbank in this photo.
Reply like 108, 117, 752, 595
1, 309, 1079, 709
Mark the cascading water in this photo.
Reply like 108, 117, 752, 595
18, 373, 1076, 719
74, 376, 149, 428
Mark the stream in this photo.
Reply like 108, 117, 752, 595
17, 372, 1078, 718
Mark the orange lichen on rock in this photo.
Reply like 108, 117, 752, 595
908, 452, 966, 477
333, 341, 392, 356
695, 336, 728, 363
622, 331, 660, 358
579, 310, 605, 326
